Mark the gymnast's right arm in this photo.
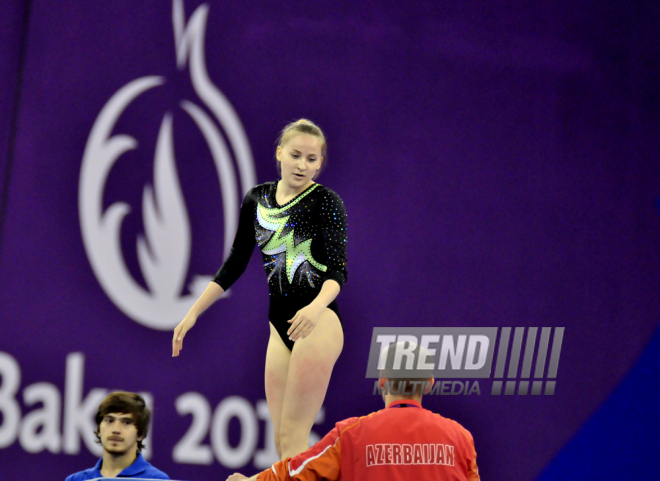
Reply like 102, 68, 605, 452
172, 189, 257, 357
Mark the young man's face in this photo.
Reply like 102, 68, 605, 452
99, 412, 142, 456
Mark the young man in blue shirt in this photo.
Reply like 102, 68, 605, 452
65, 391, 169, 480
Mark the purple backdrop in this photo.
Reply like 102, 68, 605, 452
1, 1, 659, 480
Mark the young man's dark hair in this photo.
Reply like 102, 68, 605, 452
94, 391, 150, 453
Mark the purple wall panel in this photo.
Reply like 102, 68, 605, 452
0, 1, 29, 212
1, 1, 659, 480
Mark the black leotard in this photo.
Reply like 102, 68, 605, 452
213, 181, 348, 350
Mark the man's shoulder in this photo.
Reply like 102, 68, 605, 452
333, 406, 475, 441
358, 404, 471, 430
428, 410, 473, 431
131, 454, 170, 479
140, 462, 170, 479
420, 409, 477, 446
335, 415, 363, 430
335, 409, 385, 434
64, 455, 169, 480
64, 466, 98, 481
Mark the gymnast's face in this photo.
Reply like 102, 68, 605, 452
276, 133, 324, 192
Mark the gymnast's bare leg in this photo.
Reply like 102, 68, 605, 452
264, 308, 343, 459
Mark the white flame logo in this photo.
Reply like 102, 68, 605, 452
79, 0, 255, 330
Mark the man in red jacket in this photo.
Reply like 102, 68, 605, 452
227, 343, 480, 481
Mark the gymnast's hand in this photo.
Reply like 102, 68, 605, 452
173, 282, 225, 357
287, 301, 325, 342
172, 314, 197, 357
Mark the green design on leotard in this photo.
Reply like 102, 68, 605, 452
257, 184, 327, 283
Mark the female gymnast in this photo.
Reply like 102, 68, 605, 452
172, 119, 347, 460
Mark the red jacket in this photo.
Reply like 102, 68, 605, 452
257, 400, 480, 481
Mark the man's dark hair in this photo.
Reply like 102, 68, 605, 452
94, 391, 150, 453
380, 341, 434, 397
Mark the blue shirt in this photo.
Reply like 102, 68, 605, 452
65, 453, 169, 480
